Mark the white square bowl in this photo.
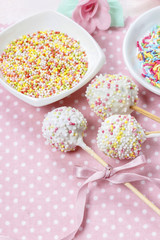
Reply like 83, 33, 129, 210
0, 11, 105, 106
123, 6, 160, 95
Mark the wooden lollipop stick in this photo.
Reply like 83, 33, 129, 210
78, 140, 160, 217
131, 105, 160, 123
145, 131, 160, 135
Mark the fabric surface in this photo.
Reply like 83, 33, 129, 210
0, 17, 160, 240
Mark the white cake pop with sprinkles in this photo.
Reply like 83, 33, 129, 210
42, 106, 87, 152
97, 114, 146, 160
86, 74, 138, 120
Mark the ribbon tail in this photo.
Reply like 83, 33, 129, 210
108, 172, 160, 189
60, 170, 105, 240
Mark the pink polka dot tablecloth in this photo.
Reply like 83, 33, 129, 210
0, 17, 160, 240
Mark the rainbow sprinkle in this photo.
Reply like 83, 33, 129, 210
137, 25, 160, 88
0, 30, 88, 98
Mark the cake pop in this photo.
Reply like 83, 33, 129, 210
42, 106, 160, 216
86, 74, 160, 122
97, 114, 160, 160
42, 106, 87, 152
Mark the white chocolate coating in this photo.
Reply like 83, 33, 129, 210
97, 114, 146, 160
42, 106, 87, 152
86, 74, 138, 120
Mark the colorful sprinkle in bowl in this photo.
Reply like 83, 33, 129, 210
123, 6, 160, 95
0, 11, 105, 106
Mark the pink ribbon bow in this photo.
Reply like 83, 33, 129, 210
60, 155, 160, 240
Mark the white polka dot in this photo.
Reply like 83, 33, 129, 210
135, 232, 140, 237
134, 217, 139, 222
5, 221, 10, 226
53, 220, 59, 225
90, 112, 95, 117
13, 169, 18, 174
6, 95, 11, 100
103, 233, 108, 238
134, 202, 139, 207
155, 151, 159, 156
45, 197, 51, 202
152, 123, 157, 128
109, 54, 114, 58
29, 114, 33, 119
110, 67, 114, 71
94, 210, 99, 215
146, 144, 150, 149
45, 168, 50, 174
91, 139, 96, 144
108, 42, 113, 46
119, 232, 124, 238
111, 225, 116, 230
13, 213, 18, 218
21, 191, 26, 196
143, 224, 148, 229
142, 104, 147, 109
101, 36, 106, 40
95, 225, 99, 231
86, 234, 92, 239
117, 60, 122, 65
109, 195, 114, 200
84, 161, 88, 165
93, 195, 98, 201
118, 217, 123, 222
82, 106, 87, 110
110, 210, 115, 215
61, 182, 66, 187
117, 202, 122, 207
53, 176, 58, 181
90, 125, 95, 130
69, 189, 74, 194
37, 191, 42, 195
126, 209, 131, 215
61, 168, 66, 173
125, 194, 130, 200
101, 203, 106, 208
5, 177, 10, 182
62, 212, 67, 217
70, 219, 74, 224
5, 192, 10, 196
150, 217, 155, 221
117, 187, 121, 193
45, 212, 51, 217
74, 99, 79, 104
21, 221, 26, 226
62, 227, 67, 232
142, 209, 147, 214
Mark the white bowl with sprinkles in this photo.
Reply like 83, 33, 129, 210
0, 11, 105, 106
123, 6, 160, 95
